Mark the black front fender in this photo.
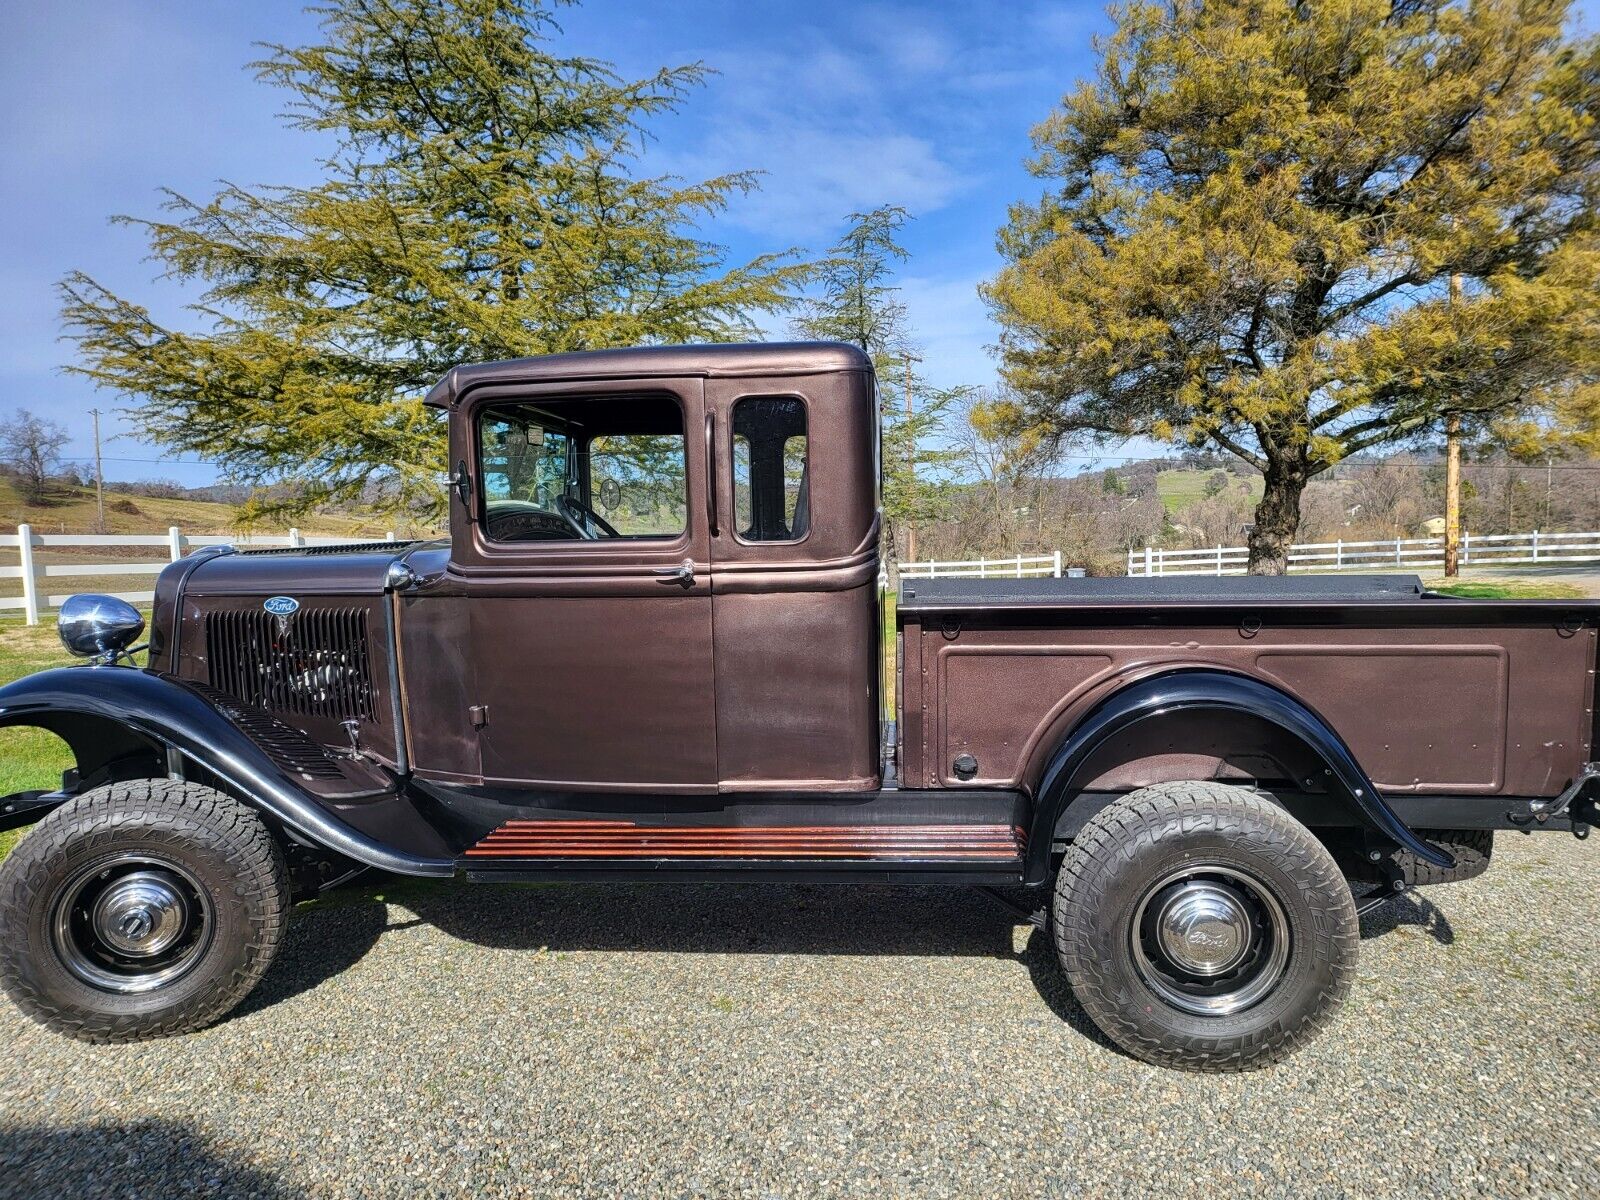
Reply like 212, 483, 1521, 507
1028, 668, 1452, 882
0, 667, 452, 877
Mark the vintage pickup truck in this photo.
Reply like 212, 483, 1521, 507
0, 343, 1594, 1070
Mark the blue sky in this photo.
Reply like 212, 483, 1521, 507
0, 0, 1113, 486
2, 1, 1595, 486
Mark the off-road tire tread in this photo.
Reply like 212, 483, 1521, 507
0, 780, 287, 1043
1053, 781, 1358, 1073
1397, 828, 1493, 887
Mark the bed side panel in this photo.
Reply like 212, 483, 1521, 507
906, 615, 1595, 798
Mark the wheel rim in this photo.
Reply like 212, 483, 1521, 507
1130, 864, 1290, 1017
50, 853, 213, 995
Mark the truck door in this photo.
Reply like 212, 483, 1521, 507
452, 377, 718, 793
704, 370, 881, 792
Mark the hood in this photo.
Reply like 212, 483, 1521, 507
146, 540, 446, 673
177, 540, 438, 597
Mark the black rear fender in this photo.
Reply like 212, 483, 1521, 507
1028, 667, 1452, 883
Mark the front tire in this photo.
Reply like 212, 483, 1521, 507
1053, 781, 1358, 1072
0, 780, 288, 1042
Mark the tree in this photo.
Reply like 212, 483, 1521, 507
0, 411, 71, 505
61, 0, 809, 522
985, 0, 1600, 572
792, 206, 960, 570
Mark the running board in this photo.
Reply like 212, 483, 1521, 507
459, 819, 1026, 883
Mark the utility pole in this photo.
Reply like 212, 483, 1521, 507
1444, 412, 1461, 576
902, 351, 921, 564
1443, 273, 1462, 577
90, 407, 106, 535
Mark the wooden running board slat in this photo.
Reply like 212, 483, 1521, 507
464, 820, 1025, 862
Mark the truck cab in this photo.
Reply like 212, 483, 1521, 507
412, 341, 882, 795
0, 342, 1594, 1071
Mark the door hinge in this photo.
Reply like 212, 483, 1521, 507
469, 704, 489, 730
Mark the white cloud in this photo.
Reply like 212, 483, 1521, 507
854, 6, 956, 75
688, 124, 961, 241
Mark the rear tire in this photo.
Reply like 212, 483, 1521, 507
1053, 781, 1357, 1072
0, 780, 288, 1043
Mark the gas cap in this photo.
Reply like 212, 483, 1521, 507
952, 753, 978, 780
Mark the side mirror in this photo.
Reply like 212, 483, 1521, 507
58, 594, 146, 661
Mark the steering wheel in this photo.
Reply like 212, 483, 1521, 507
556, 493, 621, 539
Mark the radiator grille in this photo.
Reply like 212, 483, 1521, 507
205, 606, 376, 724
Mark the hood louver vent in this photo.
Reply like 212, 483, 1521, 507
179, 680, 346, 780
235, 541, 415, 557
205, 606, 376, 724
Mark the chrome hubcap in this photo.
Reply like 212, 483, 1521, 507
91, 871, 189, 957
1153, 883, 1252, 976
1131, 865, 1291, 1017
51, 854, 212, 995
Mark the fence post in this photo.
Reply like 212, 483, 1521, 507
1015, 553, 1023, 579
979, 558, 988, 579
1053, 550, 1063, 578
1532, 529, 1540, 562
1395, 537, 1402, 565
1335, 539, 1343, 570
385, 530, 397, 542
18, 524, 39, 626
1215, 545, 1223, 576
167, 526, 186, 562
1463, 530, 1470, 565
1144, 547, 1153, 577
288, 527, 304, 549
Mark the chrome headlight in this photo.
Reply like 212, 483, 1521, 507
58, 595, 146, 660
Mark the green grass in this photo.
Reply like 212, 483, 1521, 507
0, 623, 98, 861
1424, 579, 1586, 599
1156, 469, 1262, 516
0, 622, 76, 796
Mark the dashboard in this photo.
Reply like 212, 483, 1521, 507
484, 503, 579, 542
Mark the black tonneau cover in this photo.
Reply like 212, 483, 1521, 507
898, 574, 1426, 612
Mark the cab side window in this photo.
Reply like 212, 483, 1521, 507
731, 397, 808, 542
479, 395, 686, 543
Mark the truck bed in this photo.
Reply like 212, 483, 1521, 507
895, 574, 1599, 802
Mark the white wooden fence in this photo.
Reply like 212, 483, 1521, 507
900, 552, 1065, 580
3, 524, 399, 624
1128, 530, 1600, 577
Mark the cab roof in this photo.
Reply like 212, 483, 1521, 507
423, 342, 872, 409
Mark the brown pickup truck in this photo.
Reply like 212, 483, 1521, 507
0, 342, 1594, 1071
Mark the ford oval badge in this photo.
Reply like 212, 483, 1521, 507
263, 596, 300, 617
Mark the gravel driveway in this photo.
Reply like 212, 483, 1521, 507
0, 831, 1595, 1199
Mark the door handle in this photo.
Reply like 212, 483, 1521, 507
653, 558, 695, 587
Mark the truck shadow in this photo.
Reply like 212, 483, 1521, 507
1358, 890, 1455, 944
233, 897, 392, 1020
0, 1117, 302, 1199
252, 878, 1121, 1052
242, 877, 1460, 1053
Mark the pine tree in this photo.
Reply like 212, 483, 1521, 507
61, 0, 810, 522
986, 0, 1599, 572
792, 206, 959, 571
